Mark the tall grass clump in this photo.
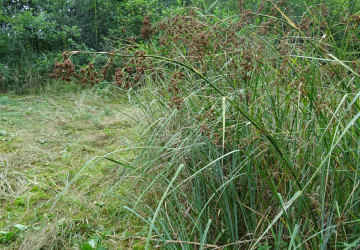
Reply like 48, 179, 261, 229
0, 53, 59, 94
56, 1, 360, 248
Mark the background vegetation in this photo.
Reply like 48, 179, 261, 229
1, 0, 360, 249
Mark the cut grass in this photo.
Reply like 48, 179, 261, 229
0, 83, 147, 249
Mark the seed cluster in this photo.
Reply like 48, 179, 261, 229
50, 52, 75, 82
51, 49, 153, 89
156, 13, 244, 66
141, 14, 153, 40
51, 52, 107, 86
79, 63, 102, 86
168, 71, 184, 109
114, 50, 149, 89
101, 56, 114, 80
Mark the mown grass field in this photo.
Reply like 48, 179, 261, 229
0, 85, 149, 249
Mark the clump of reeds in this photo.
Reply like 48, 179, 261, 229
55, 1, 360, 248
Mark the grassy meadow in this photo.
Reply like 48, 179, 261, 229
1, 1, 360, 249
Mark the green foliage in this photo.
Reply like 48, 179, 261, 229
81, 237, 107, 250
0, 0, 82, 92
0, 224, 28, 244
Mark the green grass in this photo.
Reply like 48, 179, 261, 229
0, 82, 149, 249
